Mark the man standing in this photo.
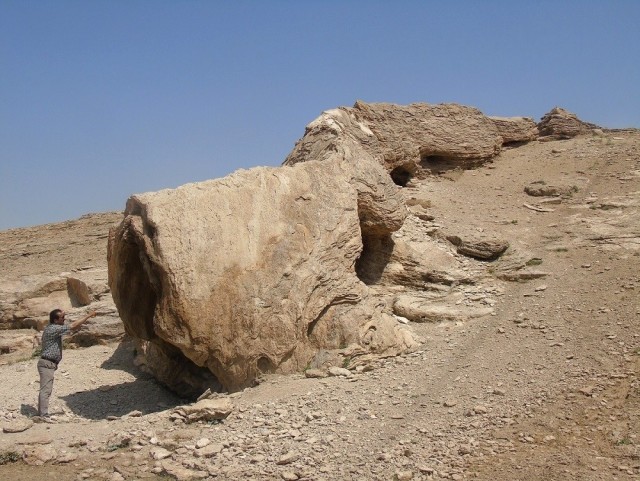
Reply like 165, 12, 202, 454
37, 308, 97, 420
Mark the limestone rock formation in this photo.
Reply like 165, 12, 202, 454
357, 228, 471, 288
67, 307, 126, 347
0, 330, 39, 355
537, 107, 600, 139
108, 101, 544, 396
0, 213, 125, 359
488, 116, 539, 144
0, 271, 123, 343
108, 154, 417, 394
284, 101, 538, 184
65, 268, 111, 307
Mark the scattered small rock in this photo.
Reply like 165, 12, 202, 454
150, 447, 172, 460
276, 451, 301, 465
2, 419, 33, 433
328, 366, 352, 377
473, 405, 488, 414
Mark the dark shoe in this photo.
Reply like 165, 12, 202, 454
33, 415, 55, 424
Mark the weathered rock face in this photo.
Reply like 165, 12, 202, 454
537, 107, 600, 139
393, 295, 494, 323
488, 116, 539, 144
0, 270, 124, 351
0, 330, 39, 355
108, 154, 417, 394
284, 101, 538, 183
0, 213, 125, 357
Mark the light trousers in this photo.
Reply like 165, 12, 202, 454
37, 358, 57, 416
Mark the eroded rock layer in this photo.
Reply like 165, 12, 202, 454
284, 101, 538, 182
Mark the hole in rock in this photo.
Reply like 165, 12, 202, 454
356, 233, 395, 285
419, 154, 463, 175
390, 166, 413, 187
257, 356, 275, 374
502, 140, 528, 149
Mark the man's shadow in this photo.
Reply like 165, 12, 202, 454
20, 404, 38, 416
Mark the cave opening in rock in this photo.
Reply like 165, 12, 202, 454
390, 166, 413, 187
355, 233, 395, 285
257, 356, 275, 374
419, 153, 461, 175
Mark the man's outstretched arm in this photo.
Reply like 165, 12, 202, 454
70, 311, 97, 331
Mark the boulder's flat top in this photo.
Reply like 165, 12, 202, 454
1, 131, 639, 480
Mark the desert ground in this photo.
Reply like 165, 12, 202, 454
1, 128, 639, 480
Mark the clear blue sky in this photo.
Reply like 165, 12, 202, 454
1, 1, 639, 230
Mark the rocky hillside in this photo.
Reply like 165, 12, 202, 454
0, 212, 124, 361
0, 103, 638, 481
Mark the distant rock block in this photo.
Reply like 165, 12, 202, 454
537, 107, 600, 140
447, 235, 509, 260
285, 101, 510, 182
489, 116, 539, 144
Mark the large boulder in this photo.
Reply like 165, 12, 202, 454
284, 101, 534, 183
108, 154, 418, 394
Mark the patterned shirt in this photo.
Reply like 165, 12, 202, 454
40, 324, 71, 363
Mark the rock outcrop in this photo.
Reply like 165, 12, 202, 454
393, 294, 494, 323
0, 213, 125, 359
0, 330, 39, 355
0, 271, 123, 342
284, 101, 538, 184
488, 116, 539, 144
107, 101, 544, 395
108, 154, 417, 395
537, 107, 600, 139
